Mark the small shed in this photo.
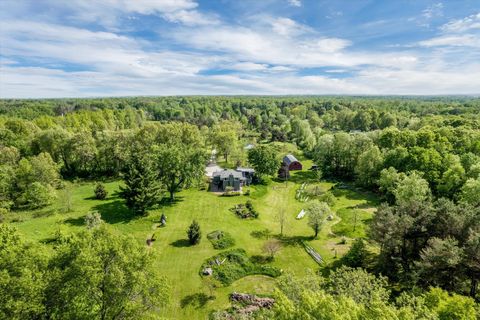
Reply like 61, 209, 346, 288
283, 154, 302, 171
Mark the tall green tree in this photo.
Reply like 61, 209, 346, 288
155, 145, 206, 201
210, 121, 239, 163
393, 171, 430, 208
461, 178, 480, 207
247, 145, 279, 177
120, 148, 162, 216
307, 201, 330, 238
378, 167, 405, 204
45, 226, 169, 320
416, 237, 463, 291
464, 230, 480, 298
0, 225, 47, 319
355, 145, 384, 187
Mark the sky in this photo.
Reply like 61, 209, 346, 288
1, 0, 480, 98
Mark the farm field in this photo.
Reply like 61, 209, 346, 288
9, 163, 378, 319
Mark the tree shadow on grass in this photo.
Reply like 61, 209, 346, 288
278, 235, 314, 247
250, 255, 273, 264
331, 187, 378, 205
289, 171, 318, 183
84, 190, 122, 201
271, 171, 318, 185
180, 293, 214, 309
170, 239, 191, 248
159, 196, 185, 207
32, 208, 57, 219
250, 229, 273, 240
63, 216, 85, 226
91, 200, 137, 224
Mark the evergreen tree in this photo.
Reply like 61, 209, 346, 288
187, 220, 201, 245
120, 149, 162, 216
94, 183, 108, 200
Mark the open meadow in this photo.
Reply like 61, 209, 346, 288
9, 158, 378, 319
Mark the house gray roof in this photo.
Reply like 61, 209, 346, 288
236, 167, 255, 173
283, 154, 299, 165
213, 169, 245, 180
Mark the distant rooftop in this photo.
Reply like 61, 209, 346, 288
213, 169, 245, 180
283, 154, 299, 165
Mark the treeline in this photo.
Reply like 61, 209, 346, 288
313, 127, 480, 202
328, 169, 480, 300
245, 268, 478, 319
1, 96, 479, 134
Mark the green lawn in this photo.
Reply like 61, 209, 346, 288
8, 165, 378, 319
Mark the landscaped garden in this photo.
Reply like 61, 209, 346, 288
8, 159, 377, 319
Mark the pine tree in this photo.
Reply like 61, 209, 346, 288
187, 220, 201, 245
120, 150, 162, 216
94, 183, 108, 200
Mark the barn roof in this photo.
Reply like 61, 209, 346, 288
283, 154, 299, 165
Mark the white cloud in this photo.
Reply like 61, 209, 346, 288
411, 2, 444, 28
422, 3, 443, 20
288, 0, 301, 7
228, 62, 269, 72
1, 1, 479, 97
0, 20, 222, 79
54, 0, 217, 27
4, 61, 480, 98
171, 25, 416, 69
311, 38, 352, 53
417, 12, 480, 48
419, 34, 480, 47
162, 9, 219, 26
271, 17, 307, 36
441, 12, 480, 33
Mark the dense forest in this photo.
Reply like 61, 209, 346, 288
1, 96, 479, 319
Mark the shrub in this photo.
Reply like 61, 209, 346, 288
223, 186, 241, 197
200, 249, 281, 285
231, 201, 259, 219
187, 220, 201, 245
0, 208, 7, 223
94, 183, 108, 200
18, 182, 55, 209
207, 230, 235, 249
319, 191, 336, 206
339, 239, 372, 268
84, 211, 103, 229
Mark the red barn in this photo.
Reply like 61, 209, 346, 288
283, 154, 302, 171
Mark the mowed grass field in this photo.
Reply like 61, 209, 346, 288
9, 161, 378, 319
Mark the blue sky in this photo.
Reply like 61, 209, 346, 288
1, 0, 480, 97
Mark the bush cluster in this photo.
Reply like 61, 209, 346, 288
230, 200, 259, 219
207, 230, 235, 249
200, 249, 281, 285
